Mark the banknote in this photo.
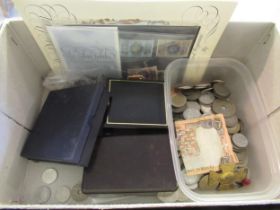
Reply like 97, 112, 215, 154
175, 114, 238, 176
127, 66, 158, 80
156, 39, 192, 57
120, 39, 154, 57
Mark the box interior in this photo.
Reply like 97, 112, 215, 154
1, 20, 280, 207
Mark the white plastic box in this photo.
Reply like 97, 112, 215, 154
165, 58, 280, 202
1, 19, 280, 208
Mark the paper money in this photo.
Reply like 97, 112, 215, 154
120, 39, 154, 57
175, 114, 238, 176
156, 39, 192, 57
127, 66, 158, 80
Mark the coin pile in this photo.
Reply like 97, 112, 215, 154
172, 80, 250, 191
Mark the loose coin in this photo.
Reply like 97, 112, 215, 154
186, 101, 200, 110
199, 92, 215, 105
200, 104, 213, 114
213, 83, 231, 98
55, 186, 71, 203
194, 83, 211, 89
172, 92, 187, 108
173, 103, 187, 113
71, 183, 88, 202
182, 90, 201, 101
227, 122, 241, 134
212, 99, 236, 117
41, 168, 58, 184
232, 133, 248, 149
225, 115, 238, 128
183, 108, 201, 119
33, 186, 51, 204
212, 79, 225, 84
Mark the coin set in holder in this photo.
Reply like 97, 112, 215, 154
171, 80, 250, 191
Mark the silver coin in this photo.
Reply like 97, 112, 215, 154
212, 99, 236, 117
194, 83, 211, 89
71, 183, 88, 202
201, 87, 213, 93
55, 186, 71, 203
212, 79, 225, 84
173, 103, 187, 113
172, 93, 187, 108
177, 85, 193, 90
200, 104, 213, 114
33, 186, 51, 204
213, 83, 231, 98
183, 108, 201, 119
199, 92, 215, 105
41, 168, 58, 184
182, 90, 201, 101
232, 133, 248, 149
186, 101, 200, 110
225, 115, 238, 128
227, 122, 241, 134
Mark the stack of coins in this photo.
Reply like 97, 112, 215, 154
173, 80, 250, 192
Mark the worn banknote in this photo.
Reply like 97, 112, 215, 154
175, 114, 238, 176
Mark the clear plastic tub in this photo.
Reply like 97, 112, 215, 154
164, 58, 280, 202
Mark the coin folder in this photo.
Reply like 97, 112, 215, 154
21, 82, 109, 166
106, 80, 167, 128
82, 129, 177, 193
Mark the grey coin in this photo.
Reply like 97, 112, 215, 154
212, 99, 236, 117
173, 103, 187, 113
41, 168, 58, 184
71, 183, 88, 202
186, 101, 200, 110
177, 85, 193, 90
182, 90, 201, 101
232, 133, 249, 149
201, 87, 214, 93
172, 93, 187, 108
213, 83, 231, 98
194, 83, 211, 89
55, 186, 71, 203
227, 122, 241, 134
200, 104, 212, 114
34, 186, 51, 204
199, 92, 215, 105
183, 108, 201, 119
225, 115, 238, 128
212, 79, 225, 84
